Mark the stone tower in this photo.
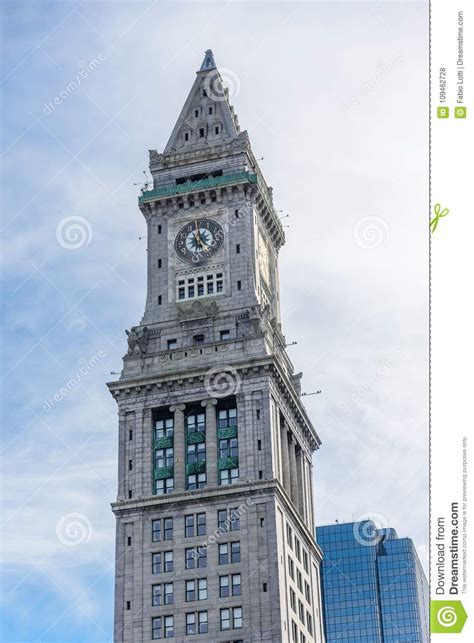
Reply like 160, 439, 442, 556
109, 50, 325, 643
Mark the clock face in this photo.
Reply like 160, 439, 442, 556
174, 218, 224, 264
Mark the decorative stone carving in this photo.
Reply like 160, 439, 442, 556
231, 130, 250, 150
125, 326, 150, 355
149, 149, 163, 166
177, 300, 219, 321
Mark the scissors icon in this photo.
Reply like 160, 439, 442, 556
430, 203, 449, 233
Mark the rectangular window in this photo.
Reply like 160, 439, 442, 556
219, 575, 229, 597
184, 132, 189, 141
208, 106, 213, 114
158, 258, 162, 268
303, 550, 309, 573
219, 468, 239, 485
198, 578, 208, 600
219, 542, 240, 564
306, 613, 313, 635
193, 333, 205, 344
287, 524, 293, 548
186, 612, 196, 635
197, 513, 206, 536
186, 412, 205, 434
233, 607, 243, 629
298, 599, 304, 622
220, 607, 243, 630
297, 569, 303, 592
188, 285, 195, 298
304, 581, 311, 604
155, 477, 174, 495
164, 582, 173, 605
232, 573, 241, 595
236, 243, 240, 253
185, 515, 194, 538
218, 543, 228, 565
152, 584, 161, 607
288, 556, 295, 580
184, 513, 206, 537
167, 339, 177, 350
292, 621, 298, 642
164, 615, 174, 638
155, 417, 174, 439
187, 472, 206, 489
152, 617, 161, 640
187, 442, 206, 464
164, 551, 173, 572
215, 126, 219, 134
220, 608, 230, 631
178, 287, 185, 300
230, 508, 240, 531
220, 329, 230, 341
237, 280, 242, 290
197, 283, 204, 296
186, 579, 195, 602
152, 520, 161, 542
158, 295, 162, 305
194, 109, 199, 117
219, 437, 238, 458
185, 547, 207, 569
218, 407, 237, 429
231, 541, 241, 563
155, 447, 174, 469
199, 128, 205, 137
152, 552, 161, 574
164, 518, 173, 540
295, 538, 301, 561
198, 611, 208, 634
290, 588, 296, 611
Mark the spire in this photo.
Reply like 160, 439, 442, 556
199, 49, 216, 72
163, 50, 240, 154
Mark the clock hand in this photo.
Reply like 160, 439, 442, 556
195, 221, 202, 244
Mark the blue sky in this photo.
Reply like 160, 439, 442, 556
1, 1, 428, 641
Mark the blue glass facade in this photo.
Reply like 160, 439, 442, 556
316, 521, 429, 642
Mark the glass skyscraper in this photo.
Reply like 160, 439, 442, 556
316, 521, 429, 642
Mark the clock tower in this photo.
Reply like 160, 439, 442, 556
109, 50, 325, 643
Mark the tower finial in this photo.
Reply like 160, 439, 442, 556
199, 49, 216, 72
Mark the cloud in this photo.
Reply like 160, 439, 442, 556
1, 1, 428, 640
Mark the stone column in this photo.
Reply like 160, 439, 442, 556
170, 404, 186, 492
295, 448, 306, 519
288, 434, 299, 509
202, 398, 218, 486
280, 421, 290, 490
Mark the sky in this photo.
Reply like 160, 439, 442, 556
1, 1, 428, 641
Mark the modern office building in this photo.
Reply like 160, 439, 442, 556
316, 521, 429, 642
108, 50, 325, 642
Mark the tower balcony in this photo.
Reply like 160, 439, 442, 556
138, 171, 257, 205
